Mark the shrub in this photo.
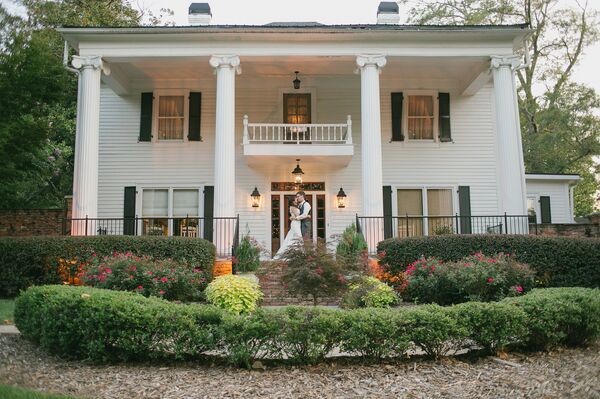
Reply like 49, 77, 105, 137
14, 285, 600, 367
0, 235, 215, 298
280, 240, 347, 305
401, 254, 535, 305
338, 308, 411, 359
336, 224, 369, 272
205, 275, 263, 314
14, 285, 224, 361
452, 301, 528, 354
504, 287, 600, 350
404, 305, 467, 359
341, 276, 398, 309
378, 234, 600, 288
83, 252, 208, 301
233, 234, 262, 273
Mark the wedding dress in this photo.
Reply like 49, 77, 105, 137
275, 206, 303, 258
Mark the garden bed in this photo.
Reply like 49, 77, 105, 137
0, 334, 598, 398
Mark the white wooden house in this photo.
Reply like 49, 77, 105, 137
60, 2, 546, 257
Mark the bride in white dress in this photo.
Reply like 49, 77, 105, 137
275, 198, 303, 258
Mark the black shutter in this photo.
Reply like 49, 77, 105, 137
203, 186, 214, 242
391, 92, 404, 141
123, 186, 136, 235
383, 186, 393, 239
188, 92, 202, 141
139, 92, 153, 142
439, 92, 452, 142
540, 196, 552, 224
458, 186, 472, 234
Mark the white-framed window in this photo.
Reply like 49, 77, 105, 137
395, 186, 455, 236
527, 195, 540, 224
403, 90, 439, 142
153, 90, 189, 142
139, 187, 202, 236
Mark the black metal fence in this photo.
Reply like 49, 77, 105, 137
64, 215, 240, 258
356, 214, 530, 253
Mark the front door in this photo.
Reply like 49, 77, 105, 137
271, 192, 326, 256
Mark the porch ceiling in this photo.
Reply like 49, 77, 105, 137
103, 55, 490, 94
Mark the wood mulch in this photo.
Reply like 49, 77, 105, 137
1, 335, 599, 398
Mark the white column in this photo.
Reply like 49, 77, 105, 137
491, 55, 527, 216
70, 55, 110, 235
356, 54, 386, 251
209, 55, 240, 256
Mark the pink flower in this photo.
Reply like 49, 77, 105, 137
91, 253, 96, 257
487, 277, 494, 283
159, 290, 165, 295
147, 271, 153, 275
153, 277, 158, 282
315, 267, 323, 275
161, 277, 168, 283
129, 275, 134, 279
516, 286, 523, 292
137, 285, 143, 290
131, 266, 137, 271
105, 268, 112, 274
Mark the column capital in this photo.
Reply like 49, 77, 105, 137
71, 55, 110, 75
209, 55, 241, 74
490, 55, 521, 71
356, 54, 387, 70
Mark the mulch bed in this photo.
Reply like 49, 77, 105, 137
0, 335, 599, 398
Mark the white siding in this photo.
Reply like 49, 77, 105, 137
525, 179, 574, 223
97, 76, 503, 251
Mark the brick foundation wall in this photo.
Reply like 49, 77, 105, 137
0, 209, 66, 237
530, 223, 600, 238
257, 261, 340, 306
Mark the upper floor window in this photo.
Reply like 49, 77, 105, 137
157, 95, 185, 140
407, 95, 435, 140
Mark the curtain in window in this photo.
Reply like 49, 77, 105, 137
397, 189, 424, 237
408, 96, 434, 140
142, 189, 168, 217
158, 96, 184, 140
427, 189, 453, 235
173, 189, 199, 217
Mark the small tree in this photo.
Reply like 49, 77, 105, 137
281, 239, 347, 305
335, 224, 369, 274
234, 233, 262, 273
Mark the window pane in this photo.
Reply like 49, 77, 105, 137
158, 118, 184, 140
527, 197, 537, 223
142, 189, 168, 217
427, 189, 453, 216
408, 118, 434, 139
408, 96, 433, 117
159, 96, 184, 117
398, 189, 424, 237
173, 189, 199, 217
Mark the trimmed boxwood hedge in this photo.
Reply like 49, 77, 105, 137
15, 285, 600, 367
378, 235, 600, 288
0, 236, 215, 298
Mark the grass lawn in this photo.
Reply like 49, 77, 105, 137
0, 385, 79, 399
0, 299, 14, 324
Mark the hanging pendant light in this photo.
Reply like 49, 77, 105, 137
291, 159, 304, 184
293, 71, 301, 90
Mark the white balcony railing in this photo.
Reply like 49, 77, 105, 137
242, 115, 352, 145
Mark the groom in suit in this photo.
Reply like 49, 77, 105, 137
295, 191, 312, 239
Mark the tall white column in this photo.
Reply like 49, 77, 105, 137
491, 55, 527, 216
356, 55, 386, 251
71, 55, 110, 235
209, 55, 240, 256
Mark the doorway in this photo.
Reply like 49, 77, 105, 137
271, 192, 326, 255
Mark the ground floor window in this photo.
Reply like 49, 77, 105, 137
141, 187, 201, 236
396, 187, 454, 237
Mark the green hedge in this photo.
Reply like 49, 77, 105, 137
0, 236, 215, 298
378, 235, 600, 288
15, 285, 600, 367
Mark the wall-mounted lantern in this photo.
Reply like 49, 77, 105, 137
291, 159, 304, 184
293, 71, 301, 90
336, 187, 347, 208
250, 187, 261, 208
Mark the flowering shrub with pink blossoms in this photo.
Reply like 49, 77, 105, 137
402, 253, 535, 305
83, 252, 208, 302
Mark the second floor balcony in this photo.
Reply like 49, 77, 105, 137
242, 115, 354, 167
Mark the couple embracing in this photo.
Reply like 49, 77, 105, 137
275, 191, 311, 258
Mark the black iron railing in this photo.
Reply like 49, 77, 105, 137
64, 215, 240, 258
356, 214, 530, 253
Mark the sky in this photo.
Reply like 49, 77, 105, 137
2, 0, 599, 93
